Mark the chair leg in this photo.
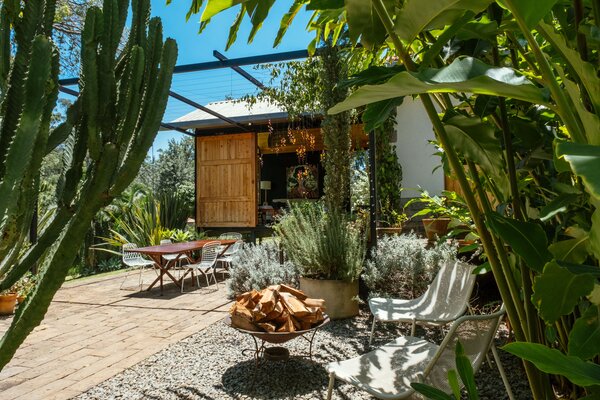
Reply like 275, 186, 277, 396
369, 318, 377, 346
326, 372, 335, 400
411, 320, 416, 336
120, 267, 134, 290
491, 343, 515, 400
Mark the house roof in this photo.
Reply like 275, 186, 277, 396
165, 99, 288, 131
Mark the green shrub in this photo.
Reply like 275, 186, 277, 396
274, 203, 366, 281
226, 242, 298, 299
363, 232, 457, 299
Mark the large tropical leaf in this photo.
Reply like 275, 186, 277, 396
394, 0, 492, 42
329, 57, 551, 114
556, 142, 600, 200
503, 342, 600, 387
497, 0, 559, 30
362, 97, 404, 132
589, 206, 600, 261
344, 0, 393, 49
539, 193, 580, 221
532, 261, 595, 323
569, 305, 600, 360
274, 1, 306, 47
444, 115, 504, 175
538, 22, 600, 117
200, 0, 247, 22
486, 212, 552, 272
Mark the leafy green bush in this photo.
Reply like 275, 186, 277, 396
226, 242, 298, 299
363, 232, 457, 299
274, 203, 366, 281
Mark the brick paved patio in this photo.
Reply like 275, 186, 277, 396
0, 269, 231, 400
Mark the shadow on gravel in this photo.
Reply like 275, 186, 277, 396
221, 357, 329, 398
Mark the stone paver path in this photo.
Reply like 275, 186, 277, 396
0, 269, 231, 400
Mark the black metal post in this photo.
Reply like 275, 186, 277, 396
368, 130, 378, 250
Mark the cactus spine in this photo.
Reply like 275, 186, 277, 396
0, 0, 177, 370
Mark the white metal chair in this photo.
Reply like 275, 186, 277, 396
368, 260, 477, 345
215, 239, 244, 276
160, 239, 190, 278
181, 241, 221, 292
218, 232, 242, 240
326, 308, 514, 400
120, 243, 157, 291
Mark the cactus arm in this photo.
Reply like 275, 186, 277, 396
0, 5, 11, 95
0, 36, 52, 260
46, 99, 81, 154
81, 7, 102, 161
0, 0, 46, 178
112, 38, 177, 195
115, 46, 145, 147
0, 208, 71, 291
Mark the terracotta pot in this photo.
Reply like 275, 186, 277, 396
422, 218, 451, 241
376, 227, 402, 238
299, 277, 359, 320
0, 293, 17, 315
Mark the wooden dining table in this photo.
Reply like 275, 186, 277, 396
130, 239, 237, 295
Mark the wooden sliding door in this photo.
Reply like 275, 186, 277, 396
196, 133, 257, 227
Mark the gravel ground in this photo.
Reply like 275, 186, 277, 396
76, 308, 532, 400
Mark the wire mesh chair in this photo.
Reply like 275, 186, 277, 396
181, 241, 221, 293
368, 260, 477, 345
120, 243, 157, 291
215, 239, 244, 276
160, 239, 190, 279
218, 232, 243, 240
326, 307, 514, 400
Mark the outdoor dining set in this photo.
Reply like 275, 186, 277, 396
119, 232, 245, 295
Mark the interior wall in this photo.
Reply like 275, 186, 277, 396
394, 98, 444, 198
259, 151, 324, 204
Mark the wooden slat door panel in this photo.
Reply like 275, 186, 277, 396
196, 133, 257, 227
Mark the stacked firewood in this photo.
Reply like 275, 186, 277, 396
229, 284, 326, 332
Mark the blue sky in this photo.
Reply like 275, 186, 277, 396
149, 1, 313, 154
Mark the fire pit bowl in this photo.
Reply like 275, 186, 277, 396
224, 314, 330, 344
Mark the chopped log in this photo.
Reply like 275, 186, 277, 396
279, 284, 307, 300
280, 292, 310, 317
304, 298, 326, 311
231, 314, 259, 331
259, 288, 278, 314
257, 322, 277, 332
276, 315, 295, 332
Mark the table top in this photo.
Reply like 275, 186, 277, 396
131, 239, 237, 255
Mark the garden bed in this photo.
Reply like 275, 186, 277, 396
76, 308, 531, 400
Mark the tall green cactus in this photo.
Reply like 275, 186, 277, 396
0, 0, 177, 370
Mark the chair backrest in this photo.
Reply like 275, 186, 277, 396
219, 232, 242, 240
123, 243, 143, 261
223, 240, 244, 256
160, 239, 172, 245
423, 307, 505, 392
418, 260, 477, 321
200, 241, 221, 266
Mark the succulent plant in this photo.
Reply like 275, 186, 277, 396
0, 0, 177, 369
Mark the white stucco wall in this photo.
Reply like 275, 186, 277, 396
394, 98, 445, 198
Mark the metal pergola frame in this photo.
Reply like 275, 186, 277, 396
57, 48, 378, 247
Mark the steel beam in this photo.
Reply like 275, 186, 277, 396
58, 86, 195, 136
58, 49, 312, 86
213, 50, 266, 90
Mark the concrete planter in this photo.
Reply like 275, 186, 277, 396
299, 277, 359, 320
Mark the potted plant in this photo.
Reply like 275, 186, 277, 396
274, 204, 366, 319
405, 190, 473, 241
12, 273, 37, 305
377, 210, 407, 237
0, 288, 17, 315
